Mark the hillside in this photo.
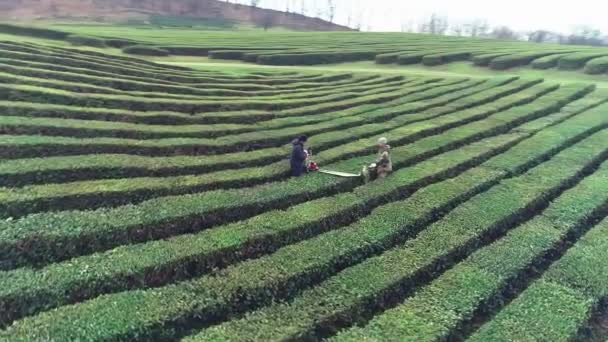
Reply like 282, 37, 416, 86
0, 0, 352, 31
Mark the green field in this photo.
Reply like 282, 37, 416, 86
0, 25, 607, 341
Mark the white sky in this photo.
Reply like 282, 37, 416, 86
246, 0, 608, 33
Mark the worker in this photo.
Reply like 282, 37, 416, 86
290, 135, 309, 177
375, 137, 392, 178
362, 137, 392, 182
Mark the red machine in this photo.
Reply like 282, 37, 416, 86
308, 161, 320, 172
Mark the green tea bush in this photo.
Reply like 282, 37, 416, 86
66, 35, 107, 48
122, 45, 170, 56
583, 56, 608, 74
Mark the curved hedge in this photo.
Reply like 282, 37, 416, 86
422, 52, 472, 66
0, 24, 69, 40
258, 51, 380, 66
472, 53, 510, 66
208, 50, 249, 60
105, 39, 137, 48
65, 35, 107, 48
65, 34, 107, 48
490, 52, 564, 70
531, 53, 570, 69
583, 56, 608, 75
375, 52, 404, 64
122, 45, 170, 57
558, 52, 608, 70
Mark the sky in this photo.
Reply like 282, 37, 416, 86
236, 0, 608, 34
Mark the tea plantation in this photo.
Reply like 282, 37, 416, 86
5, 23, 608, 76
0, 39, 607, 341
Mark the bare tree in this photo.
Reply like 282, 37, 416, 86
451, 25, 464, 36
420, 13, 448, 35
352, 11, 363, 31
490, 26, 519, 40
528, 30, 550, 43
464, 19, 489, 37
249, 0, 260, 7
346, 10, 352, 27
326, 0, 336, 23
400, 20, 414, 33
566, 26, 604, 46
257, 13, 276, 31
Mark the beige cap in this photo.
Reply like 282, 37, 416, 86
377, 137, 388, 145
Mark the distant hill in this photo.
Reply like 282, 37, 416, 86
0, 0, 353, 31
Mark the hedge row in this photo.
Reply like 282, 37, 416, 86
0, 77, 556, 191
334, 155, 608, 341
0, 43, 320, 87
313, 83, 583, 169
0, 43, 183, 78
375, 51, 408, 64
257, 51, 383, 65
0, 59, 387, 97
0, 56, 237, 90
3, 116, 603, 340
397, 51, 434, 65
0, 43, 362, 88
0, 100, 258, 126
0, 78, 536, 190
583, 56, 608, 74
0, 66, 407, 103
0, 79, 454, 131
0, 40, 256, 77
0, 83, 587, 267
0, 42, 196, 81
0, 78, 470, 135
531, 53, 570, 69
0, 71, 124, 96
473, 53, 511, 66
558, 52, 608, 70
191, 133, 608, 341
159, 45, 213, 56
0, 134, 523, 327
470, 216, 608, 341
0, 49, 248, 88
422, 51, 472, 66
0, 79, 483, 142
29, 41, 189, 71
0, 83, 389, 116
65, 34, 107, 48
0, 80, 498, 186
0, 80, 543, 216
490, 51, 568, 70
181, 97, 608, 342
0, 82, 418, 139
0, 80, 520, 216
0, 81, 546, 186
122, 45, 170, 56
0, 24, 69, 40
209, 49, 269, 60
0, 48, 351, 86
0, 78, 438, 128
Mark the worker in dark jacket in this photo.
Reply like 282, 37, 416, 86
290, 135, 309, 177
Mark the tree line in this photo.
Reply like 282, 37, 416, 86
414, 14, 606, 47
219, 1, 607, 46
